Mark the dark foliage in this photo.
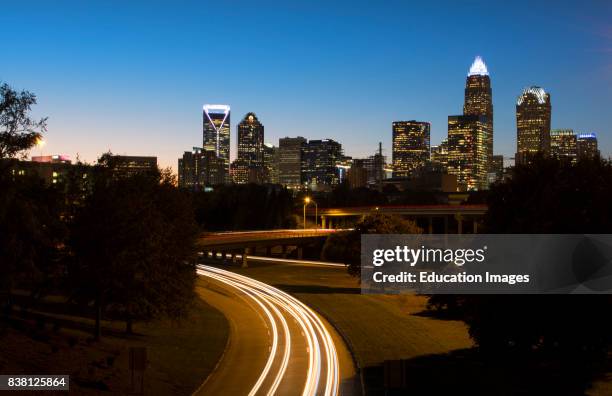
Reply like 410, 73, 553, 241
68, 159, 198, 335
388, 190, 442, 205
0, 162, 67, 305
0, 82, 47, 159
483, 155, 612, 233
192, 184, 295, 231
0, 82, 55, 310
433, 156, 612, 365
322, 182, 388, 207
322, 213, 421, 277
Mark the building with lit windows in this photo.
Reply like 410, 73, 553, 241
302, 139, 343, 189
230, 159, 248, 184
109, 155, 157, 178
335, 156, 353, 184
178, 148, 205, 190
488, 154, 504, 184
516, 86, 551, 165
348, 144, 388, 189
577, 133, 599, 159
430, 139, 449, 170
463, 56, 493, 170
392, 121, 430, 177
237, 113, 264, 168
363, 147, 387, 188
6, 155, 74, 186
263, 143, 279, 184
202, 104, 230, 183
232, 112, 265, 184
447, 115, 490, 191
278, 136, 306, 189
178, 148, 225, 190
550, 129, 577, 163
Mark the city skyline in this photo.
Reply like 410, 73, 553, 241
2, 1, 611, 171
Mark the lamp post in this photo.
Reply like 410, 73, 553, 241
35, 137, 46, 158
303, 197, 318, 229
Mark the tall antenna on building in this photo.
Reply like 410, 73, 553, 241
377, 142, 383, 192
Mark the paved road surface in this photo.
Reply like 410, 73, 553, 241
195, 265, 357, 396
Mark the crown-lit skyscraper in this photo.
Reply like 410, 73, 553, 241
203, 104, 230, 183
463, 56, 493, 170
516, 86, 551, 165
444, 56, 492, 191
237, 112, 264, 165
233, 112, 264, 184
577, 133, 599, 160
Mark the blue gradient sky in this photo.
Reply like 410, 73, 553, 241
1, 0, 611, 171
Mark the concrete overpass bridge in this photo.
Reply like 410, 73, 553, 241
197, 229, 337, 267
310, 204, 488, 234
199, 205, 488, 266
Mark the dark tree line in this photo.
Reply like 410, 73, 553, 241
1, 82, 199, 338
430, 155, 612, 367
68, 159, 198, 337
320, 182, 388, 207
192, 184, 296, 231
322, 213, 421, 276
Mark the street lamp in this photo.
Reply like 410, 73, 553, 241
303, 197, 318, 230
35, 137, 46, 157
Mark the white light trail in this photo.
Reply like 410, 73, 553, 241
197, 265, 340, 396
246, 255, 347, 268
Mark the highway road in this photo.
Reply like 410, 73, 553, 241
195, 265, 354, 396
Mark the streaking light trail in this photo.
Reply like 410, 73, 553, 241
196, 265, 340, 396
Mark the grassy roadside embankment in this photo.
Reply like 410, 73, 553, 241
0, 278, 229, 395
232, 260, 612, 395
233, 261, 472, 367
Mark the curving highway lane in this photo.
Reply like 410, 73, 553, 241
195, 265, 341, 396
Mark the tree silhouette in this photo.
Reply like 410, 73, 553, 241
0, 82, 55, 314
68, 157, 198, 338
322, 213, 421, 276
0, 82, 47, 159
450, 156, 612, 364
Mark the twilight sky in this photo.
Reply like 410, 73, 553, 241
1, 0, 611, 171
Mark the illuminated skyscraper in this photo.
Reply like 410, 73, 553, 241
232, 112, 264, 184
430, 138, 449, 170
302, 139, 343, 189
178, 148, 225, 190
447, 115, 490, 191
263, 143, 279, 184
577, 133, 599, 159
550, 129, 577, 163
237, 112, 264, 167
463, 56, 493, 169
392, 121, 430, 177
278, 136, 306, 189
516, 86, 551, 164
203, 104, 230, 183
